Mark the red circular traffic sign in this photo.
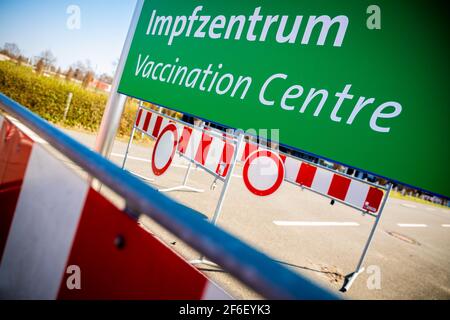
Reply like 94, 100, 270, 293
243, 149, 285, 196
151, 123, 178, 176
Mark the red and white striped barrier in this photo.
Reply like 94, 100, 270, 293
135, 107, 236, 178
237, 140, 259, 163
0, 118, 230, 299
130, 105, 389, 293
0, 115, 35, 261
233, 137, 384, 213
280, 156, 384, 213
144, 110, 384, 212
134, 107, 172, 139
133, 106, 386, 214
99, 101, 392, 295
175, 125, 235, 177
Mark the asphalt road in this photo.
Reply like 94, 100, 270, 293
61, 128, 450, 300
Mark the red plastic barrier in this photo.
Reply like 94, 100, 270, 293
0, 119, 229, 300
0, 118, 33, 261
59, 189, 222, 299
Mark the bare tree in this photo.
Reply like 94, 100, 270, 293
38, 50, 57, 70
16, 55, 27, 66
3, 43, 21, 58
71, 60, 86, 73
98, 73, 113, 84
65, 67, 74, 81
36, 58, 45, 74
70, 59, 95, 81
71, 59, 93, 73
82, 71, 94, 88
73, 68, 83, 81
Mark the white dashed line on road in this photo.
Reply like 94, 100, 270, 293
397, 223, 427, 228
273, 221, 360, 227
111, 153, 199, 169
111, 153, 150, 163
442, 224, 450, 228
401, 203, 417, 209
112, 153, 243, 178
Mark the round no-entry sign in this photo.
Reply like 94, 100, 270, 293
243, 150, 285, 196
151, 123, 178, 176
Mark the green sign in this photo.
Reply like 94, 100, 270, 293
119, 0, 450, 198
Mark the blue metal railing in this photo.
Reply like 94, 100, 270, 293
0, 93, 338, 300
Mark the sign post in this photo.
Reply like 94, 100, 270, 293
94, 0, 144, 158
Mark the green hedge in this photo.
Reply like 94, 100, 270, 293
0, 61, 137, 137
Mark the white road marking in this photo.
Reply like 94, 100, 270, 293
112, 153, 243, 178
397, 223, 427, 228
442, 224, 450, 228
273, 221, 360, 227
401, 203, 417, 209
111, 153, 150, 163
112, 153, 191, 168
425, 208, 436, 212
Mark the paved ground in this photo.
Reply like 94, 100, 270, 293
61, 128, 450, 300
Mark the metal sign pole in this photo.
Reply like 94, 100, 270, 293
191, 132, 244, 266
94, 0, 144, 158
341, 182, 392, 292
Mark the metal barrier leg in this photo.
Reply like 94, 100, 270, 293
340, 183, 392, 292
121, 102, 155, 182
121, 127, 135, 169
127, 171, 155, 183
191, 133, 244, 267
159, 121, 206, 193
158, 161, 204, 193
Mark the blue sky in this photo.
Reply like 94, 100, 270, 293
0, 0, 137, 75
